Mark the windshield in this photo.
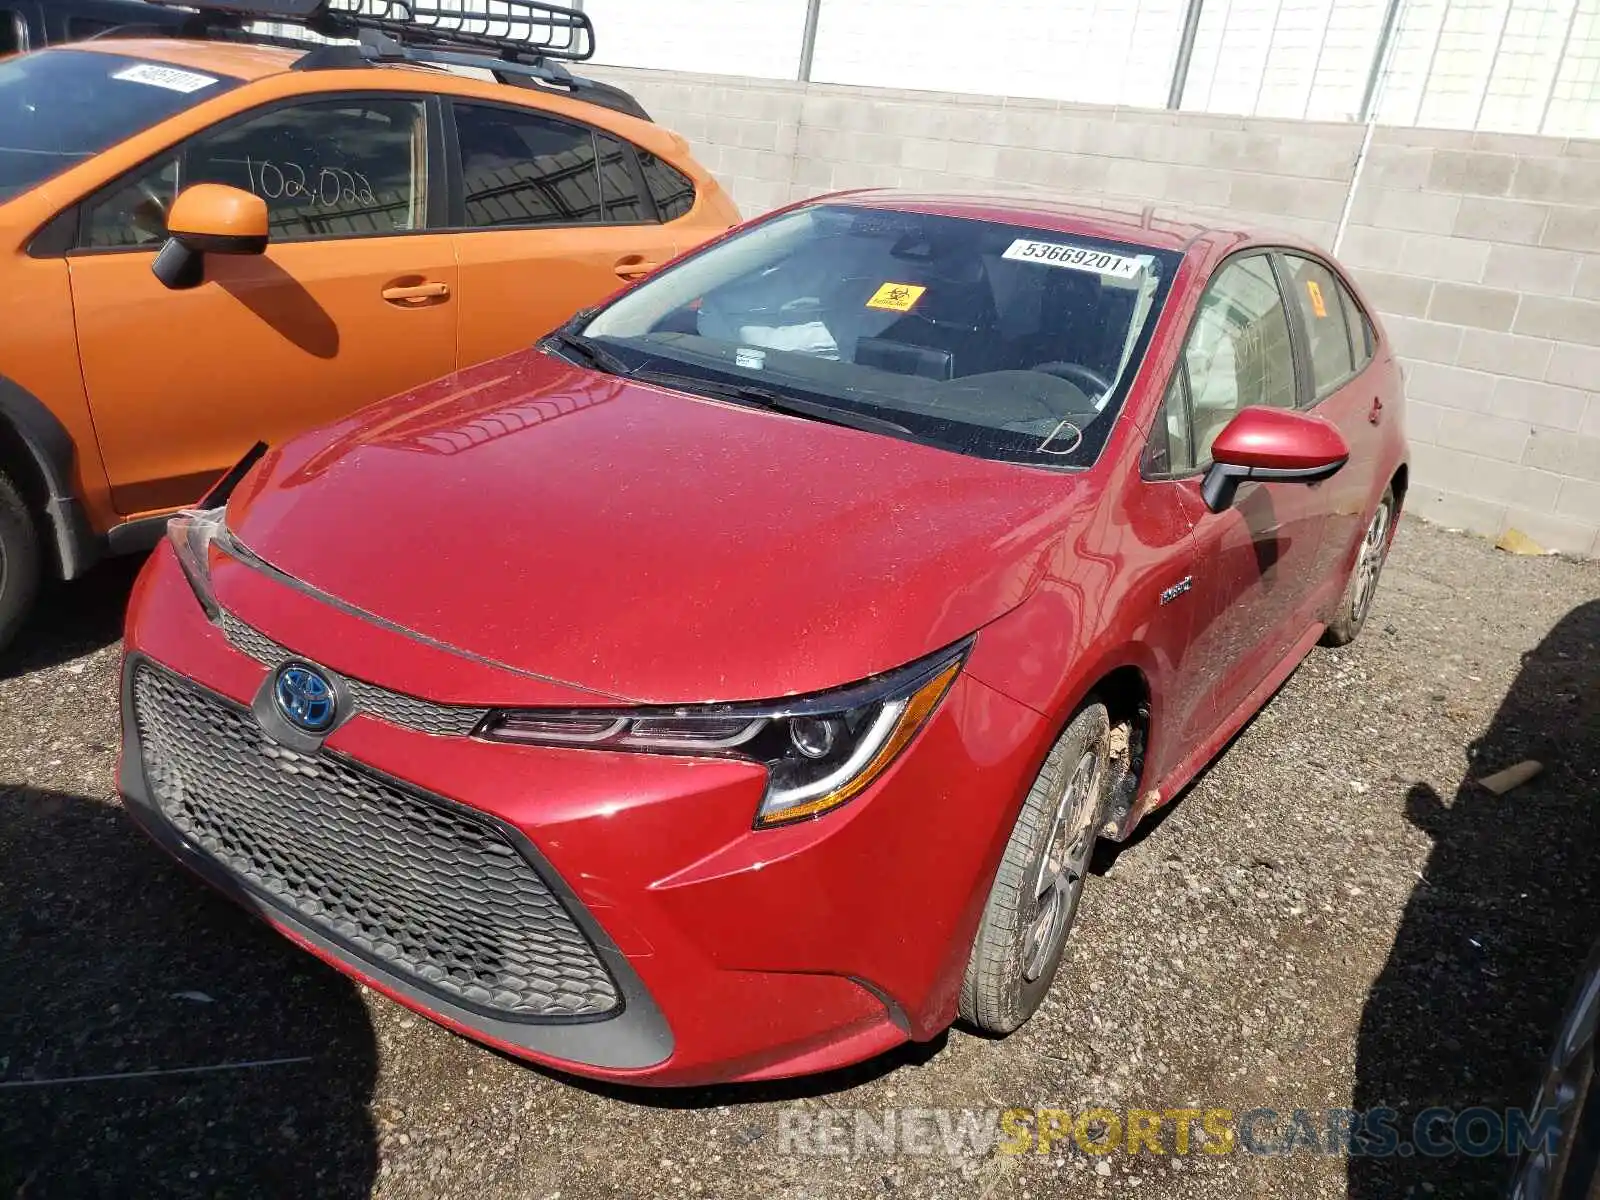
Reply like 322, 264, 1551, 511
0, 50, 239, 202
579, 204, 1182, 468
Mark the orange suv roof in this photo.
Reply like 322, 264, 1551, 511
70, 35, 309, 79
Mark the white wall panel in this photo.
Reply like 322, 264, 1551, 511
807, 0, 1186, 108
1544, 0, 1600, 134
1478, 0, 1576, 130
1185, 0, 1387, 117
584, 0, 1600, 137
1416, 0, 1512, 127
584, 0, 809, 79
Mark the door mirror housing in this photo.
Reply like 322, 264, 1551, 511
1201, 406, 1349, 513
152, 184, 269, 291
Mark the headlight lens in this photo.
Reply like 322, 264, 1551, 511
166, 506, 229, 619
481, 641, 969, 827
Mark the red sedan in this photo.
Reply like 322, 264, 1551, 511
120, 192, 1407, 1085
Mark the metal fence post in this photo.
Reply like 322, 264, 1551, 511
1167, 0, 1206, 109
798, 0, 823, 81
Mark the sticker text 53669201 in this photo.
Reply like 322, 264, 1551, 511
111, 63, 218, 94
1001, 239, 1146, 280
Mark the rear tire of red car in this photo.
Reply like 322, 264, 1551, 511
959, 701, 1110, 1035
0, 469, 40, 656
1321, 486, 1395, 648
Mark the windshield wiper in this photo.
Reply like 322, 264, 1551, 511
542, 330, 632, 377
633, 370, 916, 440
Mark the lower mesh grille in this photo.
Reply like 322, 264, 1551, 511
131, 664, 619, 1020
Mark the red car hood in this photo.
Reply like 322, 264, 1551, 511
224, 351, 1081, 705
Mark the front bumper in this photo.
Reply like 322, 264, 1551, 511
120, 543, 1055, 1085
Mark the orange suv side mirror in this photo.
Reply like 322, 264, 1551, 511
152, 183, 269, 291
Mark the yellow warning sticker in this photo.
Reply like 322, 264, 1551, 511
1306, 279, 1328, 319
866, 282, 927, 313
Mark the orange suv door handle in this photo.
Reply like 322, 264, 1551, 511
382, 281, 451, 303
613, 256, 661, 280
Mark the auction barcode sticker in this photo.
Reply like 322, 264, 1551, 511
1002, 239, 1146, 279
112, 64, 219, 94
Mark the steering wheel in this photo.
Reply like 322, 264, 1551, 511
1033, 361, 1113, 398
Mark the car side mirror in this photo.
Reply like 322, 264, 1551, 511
1201, 406, 1349, 513
152, 184, 269, 291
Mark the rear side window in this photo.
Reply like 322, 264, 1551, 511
1338, 280, 1375, 368
596, 132, 649, 223
637, 149, 694, 221
454, 102, 602, 227
1282, 253, 1360, 400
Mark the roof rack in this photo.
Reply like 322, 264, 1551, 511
150, 0, 596, 61
135, 0, 652, 119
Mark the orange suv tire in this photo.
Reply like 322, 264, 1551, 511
0, 469, 40, 654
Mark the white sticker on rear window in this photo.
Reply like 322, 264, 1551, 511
112, 64, 219, 94
1001, 239, 1146, 279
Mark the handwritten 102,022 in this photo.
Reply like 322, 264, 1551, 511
246, 157, 381, 208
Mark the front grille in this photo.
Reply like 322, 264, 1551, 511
218, 611, 488, 737
132, 664, 619, 1020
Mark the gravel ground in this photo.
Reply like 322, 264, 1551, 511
2, 518, 1597, 1200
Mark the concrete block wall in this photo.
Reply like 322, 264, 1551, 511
594, 66, 1600, 555
1339, 130, 1600, 554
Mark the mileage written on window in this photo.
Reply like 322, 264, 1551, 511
244, 156, 380, 208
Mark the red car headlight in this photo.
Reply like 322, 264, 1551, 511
166, 506, 229, 620
480, 640, 969, 827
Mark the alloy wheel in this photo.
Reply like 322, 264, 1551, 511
1021, 749, 1101, 982
1352, 499, 1391, 624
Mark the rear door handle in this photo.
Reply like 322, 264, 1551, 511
382, 281, 451, 303
613, 256, 661, 280
1369, 395, 1384, 424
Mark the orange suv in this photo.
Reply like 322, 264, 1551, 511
0, 0, 739, 650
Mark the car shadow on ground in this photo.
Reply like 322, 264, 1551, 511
1350, 598, 1600, 1198
2, 555, 146, 681
0, 786, 379, 1198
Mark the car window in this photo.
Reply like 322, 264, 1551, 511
78, 97, 429, 249
454, 102, 602, 227
81, 152, 179, 248
637, 148, 695, 222
0, 49, 238, 202
1337, 278, 1374, 368
1183, 253, 1297, 465
580, 204, 1182, 469
68, 17, 118, 37
596, 132, 649, 223
1282, 253, 1357, 400
1144, 369, 1195, 477
1, 9, 24, 54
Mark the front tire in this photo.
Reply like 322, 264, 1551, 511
1321, 486, 1394, 647
959, 702, 1110, 1035
0, 469, 41, 656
